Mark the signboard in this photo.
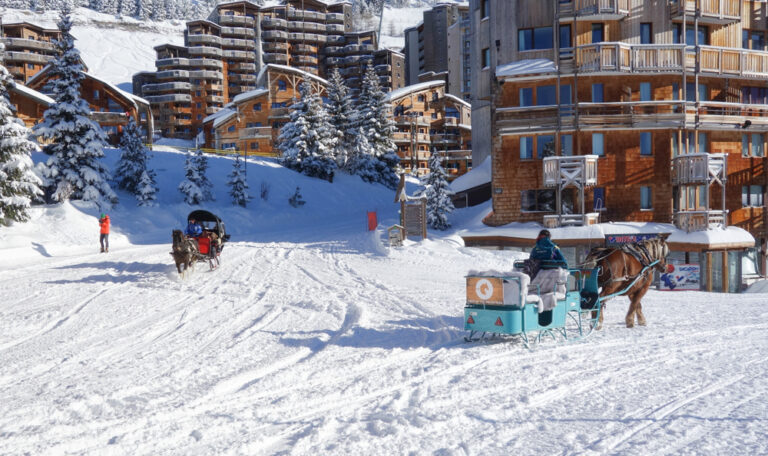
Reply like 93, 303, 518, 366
659, 264, 701, 291
466, 277, 505, 305
403, 200, 427, 239
605, 233, 660, 247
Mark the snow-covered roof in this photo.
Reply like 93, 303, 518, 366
256, 64, 329, 88
232, 88, 269, 105
451, 156, 490, 193
442, 93, 470, 109
385, 80, 445, 102
85, 71, 149, 109
496, 59, 557, 78
459, 217, 755, 249
184, 19, 221, 29
259, 0, 351, 7
2, 22, 59, 33
10, 82, 54, 107
203, 107, 236, 128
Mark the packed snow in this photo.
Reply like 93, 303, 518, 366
1, 146, 767, 455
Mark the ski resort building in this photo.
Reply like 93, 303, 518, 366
201, 65, 327, 154
0, 22, 61, 83
27, 66, 154, 144
133, 0, 405, 140
464, 0, 767, 291
385, 80, 472, 177
8, 82, 53, 128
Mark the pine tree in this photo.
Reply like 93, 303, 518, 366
417, 152, 455, 231
355, 62, 400, 189
194, 148, 213, 201
178, 151, 203, 205
114, 118, 153, 194
278, 80, 337, 181
0, 51, 43, 224
227, 155, 248, 207
348, 127, 379, 184
135, 169, 158, 206
325, 67, 355, 170
34, 10, 117, 208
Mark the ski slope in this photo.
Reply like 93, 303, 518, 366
1, 148, 767, 455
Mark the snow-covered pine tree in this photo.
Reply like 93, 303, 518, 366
135, 169, 157, 206
114, 118, 154, 194
348, 127, 379, 184
325, 67, 355, 170
0, 48, 43, 224
34, 9, 118, 208
178, 151, 203, 205
227, 155, 248, 207
417, 152, 455, 231
278, 80, 337, 181
194, 148, 214, 201
355, 62, 400, 189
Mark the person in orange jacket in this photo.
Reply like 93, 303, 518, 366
99, 213, 110, 253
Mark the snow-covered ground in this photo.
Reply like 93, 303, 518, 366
1, 147, 767, 455
0, 7, 185, 90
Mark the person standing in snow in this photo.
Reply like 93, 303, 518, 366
530, 229, 568, 270
99, 213, 110, 253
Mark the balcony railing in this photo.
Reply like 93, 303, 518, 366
543, 213, 600, 228
577, 43, 685, 73
145, 94, 193, 103
327, 12, 344, 23
261, 18, 287, 29
190, 58, 223, 69
188, 46, 222, 58
156, 70, 189, 80
188, 70, 223, 80
673, 210, 728, 232
394, 116, 431, 126
218, 15, 254, 27
392, 132, 431, 143
286, 9, 325, 21
223, 39, 255, 50
558, 0, 630, 19
221, 27, 255, 38
157, 58, 190, 68
262, 30, 289, 40
223, 50, 252, 60
188, 34, 222, 46
3, 52, 53, 64
239, 126, 272, 139
669, 0, 741, 24
264, 53, 289, 64
543, 155, 599, 188
0, 37, 56, 52
89, 111, 129, 123
671, 153, 727, 186
142, 82, 192, 93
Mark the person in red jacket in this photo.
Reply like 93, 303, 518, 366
99, 213, 110, 253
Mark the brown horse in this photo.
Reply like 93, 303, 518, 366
584, 235, 670, 329
171, 229, 199, 277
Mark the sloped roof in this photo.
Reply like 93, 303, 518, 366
232, 88, 269, 105
385, 80, 444, 102
256, 64, 329, 88
203, 107, 237, 128
10, 82, 54, 106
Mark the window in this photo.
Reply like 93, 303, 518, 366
741, 86, 768, 105
520, 136, 533, 159
196, 91, 201, 97
27, 63, 34, 70
521, 189, 556, 212
640, 186, 653, 210
196, 103, 202, 108
559, 25, 571, 49
640, 23, 652, 44
593, 187, 606, 211
482, 47, 490, 67
561, 134, 573, 156
278, 80, 286, 91
227, 125, 235, 132
640, 82, 651, 101
592, 83, 604, 103
687, 131, 708, 153
537, 135, 555, 158
743, 133, 765, 157
591, 23, 604, 43
536, 85, 556, 105
742, 185, 765, 207
253, 103, 262, 111
481, 0, 489, 18
520, 88, 533, 107
592, 133, 604, 156
93, 89, 100, 100
250, 142, 260, 150
752, 31, 765, 50
518, 27, 553, 51
640, 132, 652, 156
560, 84, 572, 105
197, 114, 202, 120
686, 83, 708, 102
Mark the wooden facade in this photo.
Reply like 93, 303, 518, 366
202, 65, 327, 154
386, 80, 472, 177
27, 68, 154, 144
0, 22, 60, 83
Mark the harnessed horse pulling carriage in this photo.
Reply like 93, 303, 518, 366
463, 235, 669, 348
171, 210, 231, 276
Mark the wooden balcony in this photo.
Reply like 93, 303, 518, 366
694, 46, 768, 79
543, 155, 599, 189
221, 27, 255, 38
393, 132, 431, 143
543, 213, 600, 228
261, 17, 287, 29
3, 52, 53, 64
669, 0, 742, 25
190, 58, 223, 69
327, 12, 344, 23
671, 153, 727, 186
188, 34, 222, 46
577, 43, 685, 73
673, 210, 728, 232
156, 58, 190, 68
394, 116, 431, 127
218, 15, 254, 27
558, 0, 630, 21
239, 126, 272, 139
263, 42, 289, 52
90, 111, 129, 124
188, 46, 222, 58
142, 82, 192, 93
0, 37, 56, 52
264, 53, 289, 64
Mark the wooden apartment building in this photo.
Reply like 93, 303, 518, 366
0, 22, 60, 83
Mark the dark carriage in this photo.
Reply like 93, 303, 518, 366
172, 210, 231, 275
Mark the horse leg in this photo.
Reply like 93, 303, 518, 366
633, 277, 652, 326
625, 294, 637, 328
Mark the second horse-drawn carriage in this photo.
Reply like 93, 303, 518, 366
171, 210, 231, 276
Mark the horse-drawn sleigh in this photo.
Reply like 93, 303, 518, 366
171, 210, 230, 276
464, 235, 669, 347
